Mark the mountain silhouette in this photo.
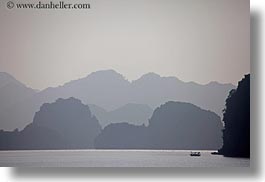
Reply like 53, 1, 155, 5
95, 101, 223, 150
0, 100, 223, 150
0, 72, 37, 109
218, 74, 250, 158
147, 101, 223, 149
89, 103, 153, 127
0, 70, 234, 131
0, 98, 102, 150
0, 72, 37, 130
94, 123, 148, 149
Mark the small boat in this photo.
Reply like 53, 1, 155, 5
211, 151, 219, 155
190, 151, 201, 156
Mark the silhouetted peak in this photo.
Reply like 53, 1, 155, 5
138, 72, 161, 80
149, 101, 221, 126
0, 72, 15, 80
0, 72, 18, 87
134, 73, 182, 84
219, 74, 250, 157
244, 74, 250, 79
157, 101, 200, 110
40, 97, 84, 108
87, 70, 127, 81
164, 101, 202, 113
34, 97, 92, 125
238, 74, 250, 88
0, 72, 37, 91
95, 101, 223, 150
56, 69, 129, 90
55, 97, 83, 105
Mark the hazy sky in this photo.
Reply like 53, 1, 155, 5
0, 0, 249, 90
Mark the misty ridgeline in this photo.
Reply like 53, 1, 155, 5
0, 71, 250, 158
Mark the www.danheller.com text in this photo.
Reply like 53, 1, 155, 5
6, 1, 91, 10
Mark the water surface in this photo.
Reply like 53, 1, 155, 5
0, 150, 250, 167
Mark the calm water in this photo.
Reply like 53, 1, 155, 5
0, 150, 249, 167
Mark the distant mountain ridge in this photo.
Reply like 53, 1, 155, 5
0, 70, 235, 130
0, 99, 222, 150
89, 103, 153, 127
0, 72, 37, 130
95, 101, 223, 150
0, 98, 101, 150
0, 72, 37, 106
